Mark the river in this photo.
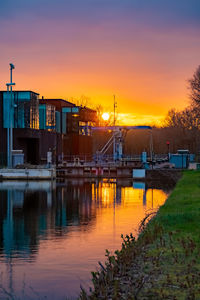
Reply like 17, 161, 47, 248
0, 179, 171, 299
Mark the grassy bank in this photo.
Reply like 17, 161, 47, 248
80, 171, 200, 299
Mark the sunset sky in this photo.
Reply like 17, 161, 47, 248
0, 0, 200, 125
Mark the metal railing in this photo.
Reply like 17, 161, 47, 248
58, 153, 169, 167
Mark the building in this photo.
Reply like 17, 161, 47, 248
0, 91, 62, 165
40, 98, 96, 161
0, 91, 96, 166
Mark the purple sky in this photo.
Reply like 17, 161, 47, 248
0, 0, 200, 124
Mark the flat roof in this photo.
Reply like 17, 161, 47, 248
40, 98, 75, 105
0, 90, 40, 95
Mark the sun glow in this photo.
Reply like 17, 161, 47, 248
102, 112, 110, 121
117, 113, 164, 127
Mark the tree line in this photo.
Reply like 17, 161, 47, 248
161, 65, 200, 155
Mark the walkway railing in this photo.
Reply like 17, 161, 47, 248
58, 154, 169, 167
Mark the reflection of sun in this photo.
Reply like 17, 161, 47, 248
102, 112, 110, 121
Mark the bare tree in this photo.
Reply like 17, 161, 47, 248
188, 65, 200, 107
164, 108, 180, 128
164, 106, 200, 130
68, 95, 92, 108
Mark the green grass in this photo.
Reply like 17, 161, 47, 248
80, 171, 200, 299
136, 170, 200, 299
150, 170, 200, 238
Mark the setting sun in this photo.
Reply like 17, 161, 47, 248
102, 112, 110, 121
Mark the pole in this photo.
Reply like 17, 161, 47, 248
150, 129, 153, 168
7, 85, 10, 167
10, 66, 13, 168
6, 63, 15, 168
113, 95, 117, 160
113, 95, 117, 127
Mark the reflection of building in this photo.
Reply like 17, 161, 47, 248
0, 181, 55, 259
0, 181, 95, 259
0, 179, 171, 261
0, 91, 96, 165
92, 181, 122, 207
55, 180, 95, 226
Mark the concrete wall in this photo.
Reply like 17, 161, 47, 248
0, 168, 56, 179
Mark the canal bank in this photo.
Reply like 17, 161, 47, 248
56, 165, 181, 180
80, 170, 200, 299
0, 167, 181, 181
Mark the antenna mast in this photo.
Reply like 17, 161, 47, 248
113, 95, 117, 126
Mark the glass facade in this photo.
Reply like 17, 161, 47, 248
39, 104, 55, 131
3, 92, 94, 136
46, 104, 55, 130
3, 91, 39, 130
55, 111, 61, 133
62, 107, 80, 134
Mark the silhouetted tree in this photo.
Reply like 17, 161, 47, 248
164, 107, 200, 130
188, 65, 200, 107
69, 95, 92, 107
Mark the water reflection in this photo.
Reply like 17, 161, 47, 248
0, 179, 172, 299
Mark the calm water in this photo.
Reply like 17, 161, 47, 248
0, 179, 171, 299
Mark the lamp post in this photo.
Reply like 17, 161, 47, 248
6, 63, 15, 168
166, 141, 170, 161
